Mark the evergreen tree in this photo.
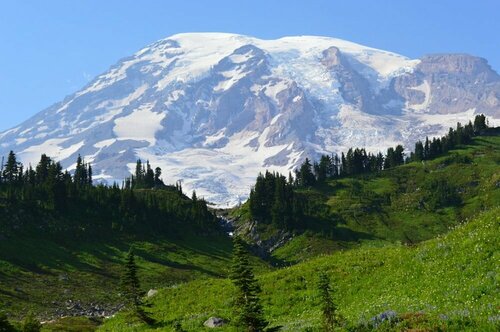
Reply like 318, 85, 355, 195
121, 249, 155, 323
120, 248, 155, 324
249, 173, 266, 222
384, 147, 394, 169
429, 137, 441, 158
230, 237, 268, 332
340, 152, 346, 176
144, 161, 155, 189
333, 154, 340, 177
121, 249, 142, 308
413, 141, 424, 161
154, 167, 162, 186
394, 145, 405, 166
288, 172, 294, 186
464, 121, 474, 141
424, 137, 430, 160
473, 114, 487, 133
2, 151, 19, 184
316, 155, 331, 183
318, 272, 338, 332
87, 164, 93, 186
351, 148, 364, 174
344, 148, 353, 175
448, 127, 456, 147
384, 145, 404, 169
134, 159, 144, 189
313, 161, 321, 182
299, 158, 315, 187
375, 152, 384, 171
455, 122, 464, 145
35, 154, 51, 184
271, 176, 286, 228
74, 155, 88, 188
25, 165, 36, 185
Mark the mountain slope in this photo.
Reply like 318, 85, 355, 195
100, 206, 500, 331
0, 177, 265, 318
231, 135, 500, 262
1, 33, 499, 205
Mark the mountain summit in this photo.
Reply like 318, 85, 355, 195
1, 33, 499, 205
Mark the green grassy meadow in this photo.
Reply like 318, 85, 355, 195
99, 207, 499, 331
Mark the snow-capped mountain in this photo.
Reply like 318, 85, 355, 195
1, 33, 499, 205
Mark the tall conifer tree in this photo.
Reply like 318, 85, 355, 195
230, 237, 268, 331
318, 272, 338, 332
2, 151, 19, 184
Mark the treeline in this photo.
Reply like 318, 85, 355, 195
288, 145, 404, 189
0, 153, 218, 238
294, 114, 488, 186
410, 114, 487, 161
248, 115, 489, 229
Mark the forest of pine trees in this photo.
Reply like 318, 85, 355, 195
248, 115, 489, 230
0, 153, 218, 238
249, 171, 304, 230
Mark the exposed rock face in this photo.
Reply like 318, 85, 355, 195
322, 46, 378, 114
0, 33, 498, 205
230, 215, 293, 259
394, 54, 500, 115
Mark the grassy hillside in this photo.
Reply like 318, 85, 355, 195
233, 136, 500, 263
0, 233, 272, 321
0, 235, 219, 315
0, 156, 263, 320
99, 206, 500, 331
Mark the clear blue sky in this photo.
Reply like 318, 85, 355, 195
1, 0, 499, 131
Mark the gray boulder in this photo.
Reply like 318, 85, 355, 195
203, 317, 225, 328
147, 289, 158, 298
